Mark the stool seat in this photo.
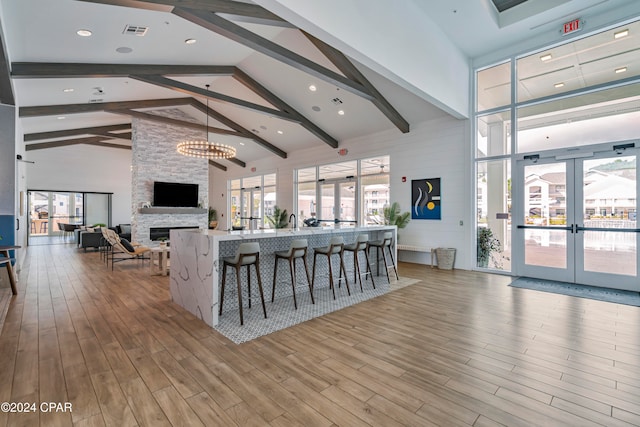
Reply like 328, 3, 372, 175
343, 234, 375, 291
312, 236, 350, 300
368, 231, 399, 283
219, 242, 267, 326
272, 239, 314, 309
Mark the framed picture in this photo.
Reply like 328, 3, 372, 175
411, 178, 441, 220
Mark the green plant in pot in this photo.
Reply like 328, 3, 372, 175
266, 206, 288, 229
383, 202, 410, 229
208, 207, 218, 229
477, 227, 502, 268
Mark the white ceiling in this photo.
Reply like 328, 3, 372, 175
2, 0, 640, 169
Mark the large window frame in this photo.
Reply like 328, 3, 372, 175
228, 173, 277, 230
474, 17, 640, 273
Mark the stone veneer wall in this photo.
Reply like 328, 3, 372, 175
131, 109, 208, 246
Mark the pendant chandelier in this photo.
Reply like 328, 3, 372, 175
177, 84, 236, 160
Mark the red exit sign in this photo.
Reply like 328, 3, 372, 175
562, 18, 582, 35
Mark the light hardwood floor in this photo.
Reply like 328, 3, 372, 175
1, 244, 640, 426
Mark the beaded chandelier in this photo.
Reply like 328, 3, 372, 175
177, 84, 236, 160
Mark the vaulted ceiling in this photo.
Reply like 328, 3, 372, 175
0, 0, 448, 171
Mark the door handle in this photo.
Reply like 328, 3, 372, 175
16, 218, 20, 230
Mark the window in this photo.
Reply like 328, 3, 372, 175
228, 173, 276, 230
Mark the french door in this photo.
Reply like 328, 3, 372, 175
318, 179, 357, 226
516, 147, 639, 290
239, 187, 262, 230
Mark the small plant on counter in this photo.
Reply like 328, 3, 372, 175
266, 206, 288, 229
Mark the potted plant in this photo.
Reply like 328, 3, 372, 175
157, 236, 169, 248
208, 207, 218, 230
266, 206, 288, 229
477, 227, 502, 268
383, 202, 410, 229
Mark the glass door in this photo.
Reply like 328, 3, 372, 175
318, 179, 357, 226
516, 149, 638, 290
239, 187, 262, 231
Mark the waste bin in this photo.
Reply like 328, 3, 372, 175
435, 248, 456, 270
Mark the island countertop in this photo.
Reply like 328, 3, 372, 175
169, 225, 397, 327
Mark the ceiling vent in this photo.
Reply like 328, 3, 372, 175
123, 25, 148, 36
89, 98, 104, 103
331, 97, 343, 105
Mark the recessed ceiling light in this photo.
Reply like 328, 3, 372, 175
308, 84, 317, 92
185, 38, 196, 44
116, 46, 133, 54
615, 67, 627, 74
277, 130, 283, 134
63, 88, 74, 93
57, 116, 66, 120
554, 82, 565, 88
76, 29, 92, 37
540, 54, 552, 62
614, 29, 629, 39
338, 110, 345, 116
240, 142, 245, 146
311, 106, 321, 112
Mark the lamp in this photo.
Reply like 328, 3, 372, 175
177, 84, 236, 160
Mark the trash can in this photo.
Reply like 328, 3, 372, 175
435, 248, 456, 270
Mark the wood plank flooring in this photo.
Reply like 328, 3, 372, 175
1, 244, 639, 426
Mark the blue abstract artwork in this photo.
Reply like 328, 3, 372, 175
412, 178, 441, 220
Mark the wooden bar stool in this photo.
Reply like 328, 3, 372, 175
367, 231, 399, 282
312, 236, 350, 300
271, 239, 314, 309
219, 242, 267, 326
343, 233, 375, 291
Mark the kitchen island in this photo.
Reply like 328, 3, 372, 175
169, 225, 397, 327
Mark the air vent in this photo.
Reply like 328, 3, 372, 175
123, 25, 148, 36
331, 97, 343, 105
89, 98, 104, 103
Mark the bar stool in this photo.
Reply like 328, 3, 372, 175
368, 231, 399, 283
272, 239, 314, 309
219, 242, 267, 326
343, 234, 375, 291
312, 236, 350, 300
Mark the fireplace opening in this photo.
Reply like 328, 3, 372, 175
149, 226, 199, 241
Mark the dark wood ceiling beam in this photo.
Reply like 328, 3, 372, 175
76, 0, 292, 26
129, 74, 298, 122
109, 131, 132, 140
108, 108, 240, 137
0, 18, 15, 105
172, 8, 373, 101
190, 99, 287, 159
19, 97, 192, 117
303, 32, 410, 134
11, 62, 234, 79
25, 136, 131, 151
24, 124, 131, 142
233, 68, 338, 149
112, 108, 247, 167
208, 160, 227, 171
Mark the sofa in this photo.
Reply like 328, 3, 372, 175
78, 227, 104, 251
110, 224, 131, 241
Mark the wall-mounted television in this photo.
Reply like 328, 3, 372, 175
153, 181, 199, 207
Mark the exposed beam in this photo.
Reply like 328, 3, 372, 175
109, 109, 240, 137
233, 69, 338, 149
227, 157, 246, 168
25, 136, 131, 151
11, 62, 234, 79
113, 108, 248, 167
20, 97, 192, 117
129, 74, 297, 122
0, 17, 15, 105
24, 124, 131, 142
190, 99, 287, 159
76, 0, 292, 26
304, 32, 410, 134
208, 160, 227, 171
172, 8, 373, 100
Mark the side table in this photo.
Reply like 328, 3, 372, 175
150, 246, 170, 276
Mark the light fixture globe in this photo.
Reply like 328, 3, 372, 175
177, 141, 236, 159
177, 83, 236, 160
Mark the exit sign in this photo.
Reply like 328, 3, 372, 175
562, 18, 582, 35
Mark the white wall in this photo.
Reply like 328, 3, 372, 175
26, 145, 132, 225
211, 115, 472, 269
255, 0, 470, 119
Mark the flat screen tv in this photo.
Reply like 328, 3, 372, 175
153, 181, 199, 208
